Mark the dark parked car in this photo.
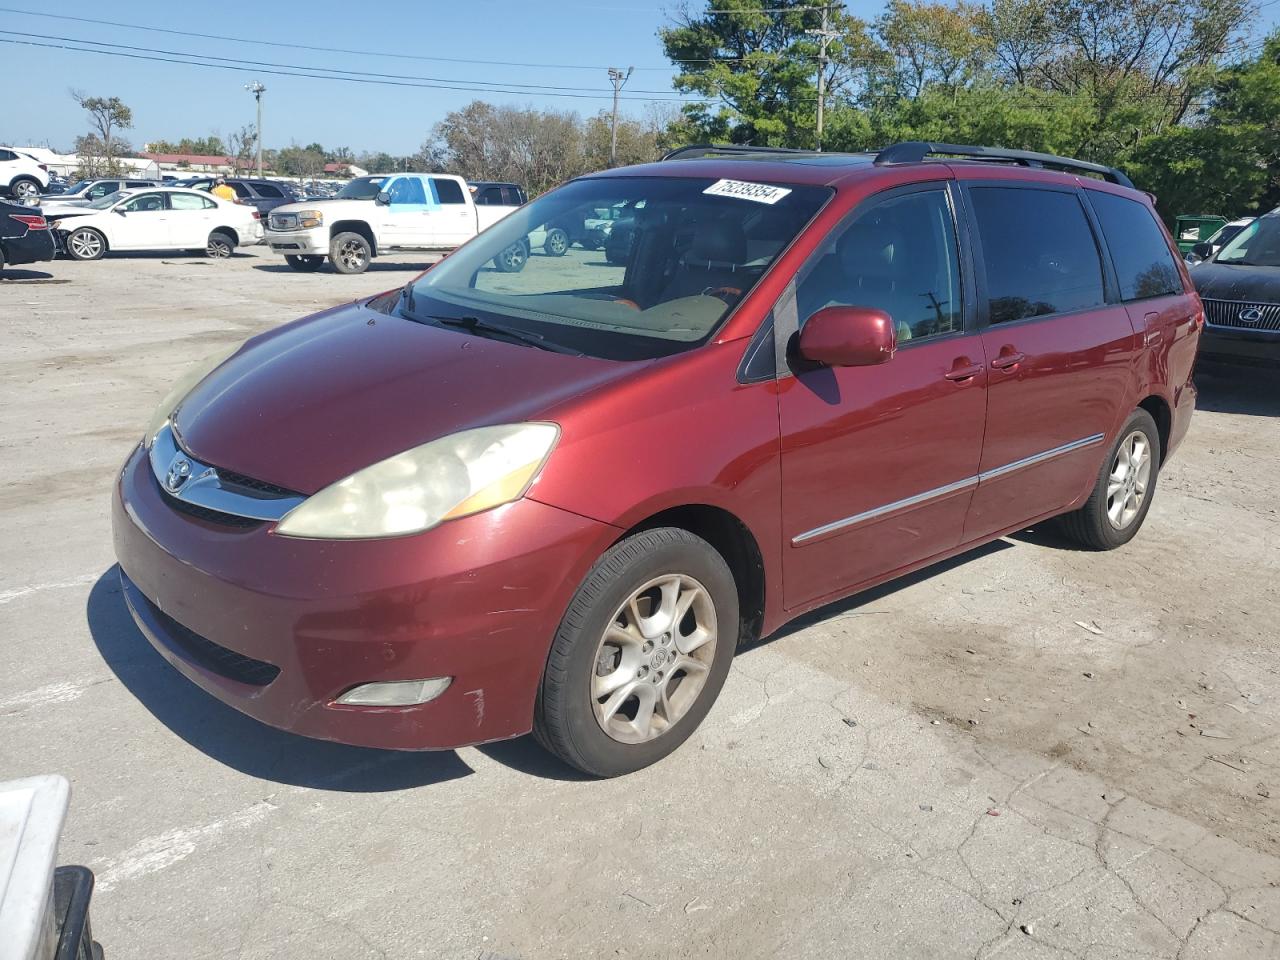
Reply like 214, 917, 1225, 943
0, 199, 55, 268
42, 178, 163, 204
179, 177, 299, 215
469, 181, 528, 207
113, 142, 1200, 778
1189, 207, 1280, 367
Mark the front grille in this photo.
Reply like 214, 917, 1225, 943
269, 213, 298, 230
142, 594, 281, 686
217, 469, 298, 498
1201, 298, 1280, 331
165, 495, 263, 529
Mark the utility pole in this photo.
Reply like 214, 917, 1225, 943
245, 81, 266, 176
806, 6, 839, 151
607, 66, 633, 167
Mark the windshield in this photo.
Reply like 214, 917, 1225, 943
62, 181, 91, 195
408, 175, 830, 360
1216, 216, 1280, 267
86, 191, 128, 210
337, 176, 387, 200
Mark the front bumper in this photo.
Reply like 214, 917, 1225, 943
1199, 324, 1280, 367
267, 228, 327, 257
112, 443, 618, 750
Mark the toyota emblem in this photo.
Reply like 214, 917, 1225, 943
1238, 307, 1263, 325
165, 456, 192, 492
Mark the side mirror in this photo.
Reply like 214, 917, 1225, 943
375, 191, 391, 206
797, 306, 896, 367
114, 208, 127, 216
1190, 241, 1213, 260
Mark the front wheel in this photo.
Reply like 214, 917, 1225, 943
543, 227, 569, 257
285, 254, 325, 272
534, 527, 738, 777
10, 177, 40, 201
1057, 409, 1160, 550
65, 227, 106, 261
493, 241, 528, 273
330, 232, 371, 274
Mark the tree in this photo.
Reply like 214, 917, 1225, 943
71, 92, 133, 176
876, 0, 991, 97
147, 135, 226, 156
225, 125, 258, 175
275, 145, 326, 179
660, 0, 883, 147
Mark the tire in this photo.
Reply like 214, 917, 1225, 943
285, 254, 325, 272
543, 227, 569, 257
9, 177, 40, 201
65, 227, 106, 261
330, 231, 371, 274
206, 231, 235, 259
534, 527, 738, 777
1058, 409, 1160, 550
493, 241, 528, 273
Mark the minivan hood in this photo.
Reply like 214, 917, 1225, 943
1190, 262, 1280, 304
173, 298, 628, 494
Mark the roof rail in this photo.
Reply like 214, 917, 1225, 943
874, 141, 1134, 188
662, 143, 818, 161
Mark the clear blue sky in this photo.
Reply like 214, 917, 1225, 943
2, 0, 1277, 156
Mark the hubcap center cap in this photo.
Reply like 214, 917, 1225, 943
651, 648, 671, 670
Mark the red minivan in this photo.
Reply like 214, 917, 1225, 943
112, 142, 1202, 776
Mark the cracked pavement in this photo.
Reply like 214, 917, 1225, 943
1, 249, 1277, 958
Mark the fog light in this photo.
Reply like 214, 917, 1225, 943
335, 678, 451, 707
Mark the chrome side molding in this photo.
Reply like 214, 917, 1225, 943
791, 433, 1106, 546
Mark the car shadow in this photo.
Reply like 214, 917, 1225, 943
251, 261, 437, 275
0, 268, 60, 282
86, 568, 473, 792
1193, 363, 1280, 417
748, 539, 1014, 647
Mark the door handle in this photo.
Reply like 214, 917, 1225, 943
944, 360, 984, 382
1143, 311, 1163, 346
990, 350, 1025, 370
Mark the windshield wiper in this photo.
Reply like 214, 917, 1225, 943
414, 309, 582, 356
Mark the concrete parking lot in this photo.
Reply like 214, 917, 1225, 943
2, 246, 1277, 959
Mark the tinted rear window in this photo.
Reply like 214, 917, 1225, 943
1089, 191, 1182, 301
971, 187, 1106, 324
433, 178, 466, 205
252, 182, 285, 198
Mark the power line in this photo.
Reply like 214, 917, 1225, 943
0, 33, 710, 103
0, 28, 694, 96
0, 5, 760, 69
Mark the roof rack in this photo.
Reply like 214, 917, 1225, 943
874, 141, 1134, 188
662, 143, 821, 161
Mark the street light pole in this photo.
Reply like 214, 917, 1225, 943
245, 81, 265, 177
607, 67, 633, 167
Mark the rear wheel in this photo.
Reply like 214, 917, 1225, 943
330, 232, 371, 274
493, 241, 528, 273
285, 254, 325, 272
534, 527, 738, 777
65, 227, 106, 261
206, 231, 235, 258
1058, 409, 1160, 550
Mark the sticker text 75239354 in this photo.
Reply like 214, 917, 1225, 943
703, 179, 793, 205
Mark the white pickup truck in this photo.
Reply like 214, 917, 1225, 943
266, 173, 523, 274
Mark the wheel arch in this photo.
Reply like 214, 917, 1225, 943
330, 220, 377, 256
615, 503, 766, 647
210, 226, 239, 246
1137, 394, 1172, 463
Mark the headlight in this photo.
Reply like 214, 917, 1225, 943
297, 210, 324, 228
275, 423, 560, 540
143, 344, 242, 447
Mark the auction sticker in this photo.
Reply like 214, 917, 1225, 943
703, 179, 793, 204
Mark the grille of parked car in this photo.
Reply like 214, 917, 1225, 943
1201, 298, 1280, 330
216, 469, 297, 498
160, 488, 263, 529
269, 213, 298, 231
137, 590, 281, 686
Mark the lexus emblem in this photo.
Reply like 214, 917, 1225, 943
1238, 307, 1263, 325
165, 456, 192, 492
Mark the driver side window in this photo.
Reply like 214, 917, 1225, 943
795, 189, 962, 344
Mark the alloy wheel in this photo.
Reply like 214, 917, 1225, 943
207, 236, 233, 258
591, 574, 718, 744
1106, 429, 1152, 530
69, 230, 102, 259
13, 180, 39, 199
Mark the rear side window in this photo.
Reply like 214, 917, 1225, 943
170, 192, 215, 210
0, 149, 15, 161
971, 187, 1105, 324
252, 182, 284, 198
1089, 191, 1183, 301
476, 186, 502, 206
432, 178, 466, 205
230, 182, 253, 198
502, 186, 524, 205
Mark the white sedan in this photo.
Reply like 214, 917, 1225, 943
48, 187, 264, 261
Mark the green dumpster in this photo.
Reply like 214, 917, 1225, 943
1174, 214, 1227, 254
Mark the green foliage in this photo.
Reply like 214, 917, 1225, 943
147, 136, 226, 156
71, 92, 133, 177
